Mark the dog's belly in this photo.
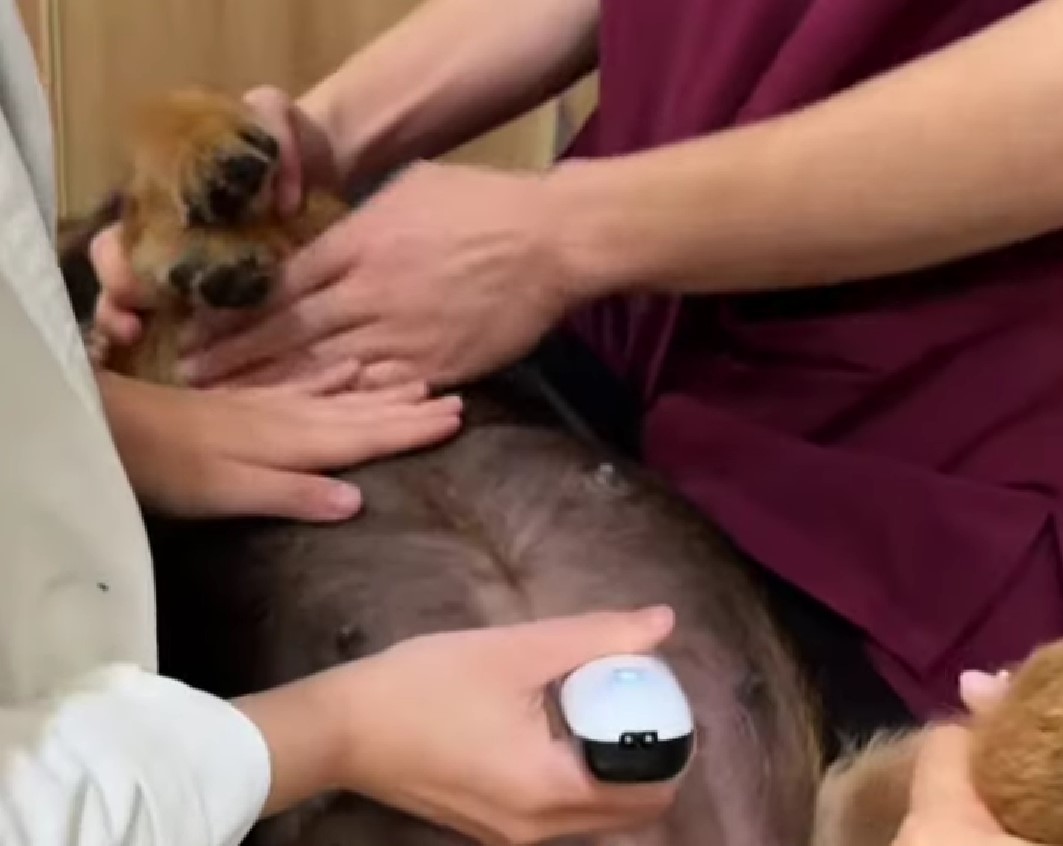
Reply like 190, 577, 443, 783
149, 382, 820, 846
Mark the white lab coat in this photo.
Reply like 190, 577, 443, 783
0, 2, 271, 843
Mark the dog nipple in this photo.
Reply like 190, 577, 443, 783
592, 462, 624, 490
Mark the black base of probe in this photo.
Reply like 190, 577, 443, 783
578, 733, 694, 783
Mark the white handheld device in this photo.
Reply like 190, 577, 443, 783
559, 654, 695, 783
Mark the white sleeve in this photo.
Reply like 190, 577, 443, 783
0, 663, 272, 846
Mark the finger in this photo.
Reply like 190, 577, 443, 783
250, 389, 458, 436
190, 321, 397, 392
274, 216, 358, 307
959, 669, 1011, 717
243, 85, 304, 215
279, 379, 431, 409
179, 308, 262, 354
180, 283, 371, 386
293, 400, 463, 468
331, 380, 430, 405
506, 606, 676, 683
230, 323, 408, 386
224, 358, 364, 399
523, 742, 678, 832
88, 223, 154, 312
201, 459, 363, 523
94, 297, 144, 346
209, 357, 362, 399
206, 351, 327, 391
218, 394, 462, 470
207, 347, 372, 392
358, 360, 422, 390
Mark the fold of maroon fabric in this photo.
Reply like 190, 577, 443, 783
642, 393, 1054, 714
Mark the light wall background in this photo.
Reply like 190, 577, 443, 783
15, 0, 597, 218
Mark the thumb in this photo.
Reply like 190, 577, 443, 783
960, 669, 1011, 717
88, 222, 154, 311
512, 606, 676, 683
243, 85, 304, 216
276, 213, 355, 308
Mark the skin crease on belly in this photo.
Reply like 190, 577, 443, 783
60, 85, 1063, 846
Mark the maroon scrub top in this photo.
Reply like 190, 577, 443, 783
565, 0, 1063, 718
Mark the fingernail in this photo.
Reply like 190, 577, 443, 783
639, 605, 675, 631
327, 483, 362, 516
959, 669, 1009, 708
176, 357, 198, 385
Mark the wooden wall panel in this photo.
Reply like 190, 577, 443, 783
42, 0, 564, 216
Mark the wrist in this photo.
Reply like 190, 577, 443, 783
297, 72, 408, 195
542, 157, 654, 305
283, 86, 346, 193
233, 668, 352, 818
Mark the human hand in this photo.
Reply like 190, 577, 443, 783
96, 361, 461, 523
243, 605, 684, 843
89, 84, 338, 348
176, 160, 581, 391
892, 725, 1030, 846
891, 669, 1022, 846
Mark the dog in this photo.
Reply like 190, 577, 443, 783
59, 86, 1063, 846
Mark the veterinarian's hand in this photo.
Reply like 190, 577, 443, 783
96, 362, 461, 522
302, 606, 684, 844
891, 724, 1032, 846
177, 161, 581, 391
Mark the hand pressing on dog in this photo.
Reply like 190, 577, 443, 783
96, 361, 462, 523
176, 160, 580, 391
238, 606, 683, 844
891, 671, 1028, 846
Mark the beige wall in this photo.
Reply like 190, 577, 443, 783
17, 0, 597, 218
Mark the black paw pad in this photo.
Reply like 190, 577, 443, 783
197, 257, 272, 309
239, 127, 280, 161
184, 140, 275, 226
168, 260, 201, 297
189, 153, 269, 224
221, 153, 270, 197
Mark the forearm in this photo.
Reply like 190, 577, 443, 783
299, 0, 599, 187
234, 670, 348, 818
553, 1, 1063, 300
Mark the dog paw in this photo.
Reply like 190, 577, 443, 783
167, 241, 277, 310
182, 124, 280, 227
127, 88, 288, 228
